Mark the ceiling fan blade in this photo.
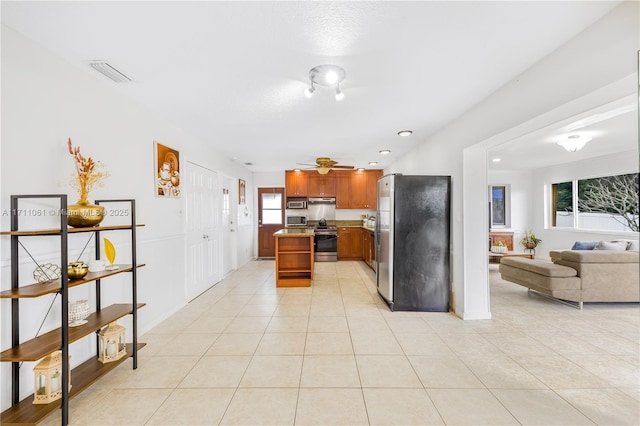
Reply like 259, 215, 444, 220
331, 165, 355, 169
296, 162, 319, 167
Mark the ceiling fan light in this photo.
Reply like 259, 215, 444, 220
557, 134, 591, 152
317, 166, 331, 175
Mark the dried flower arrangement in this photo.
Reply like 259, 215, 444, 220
67, 138, 109, 204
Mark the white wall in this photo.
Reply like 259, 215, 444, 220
0, 26, 254, 407
389, 1, 639, 319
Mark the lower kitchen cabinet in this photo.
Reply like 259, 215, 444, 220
362, 228, 375, 269
337, 227, 363, 260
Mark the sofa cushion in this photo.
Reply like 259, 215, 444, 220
571, 241, 597, 250
500, 257, 577, 277
593, 240, 628, 251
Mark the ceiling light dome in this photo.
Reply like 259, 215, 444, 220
557, 134, 592, 152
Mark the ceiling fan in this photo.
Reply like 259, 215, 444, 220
297, 157, 355, 175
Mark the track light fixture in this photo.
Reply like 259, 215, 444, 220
305, 64, 346, 101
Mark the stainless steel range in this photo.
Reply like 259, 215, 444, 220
314, 222, 338, 262
308, 197, 338, 262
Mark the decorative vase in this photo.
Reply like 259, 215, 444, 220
67, 199, 105, 228
67, 261, 89, 280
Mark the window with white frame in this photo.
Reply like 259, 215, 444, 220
551, 172, 639, 232
489, 184, 510, 228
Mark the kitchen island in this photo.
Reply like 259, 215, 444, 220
274, 228, 315, 287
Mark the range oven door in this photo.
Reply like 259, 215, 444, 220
314, 234, 338, 262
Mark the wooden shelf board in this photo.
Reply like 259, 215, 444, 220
277, 268, 312, 273
276, 278, 312, 287
0, 224, 145, 236
0, 264, 146, 299
0, 343, 145, 425
0, 304, 145, 362
277, 250, 312, 254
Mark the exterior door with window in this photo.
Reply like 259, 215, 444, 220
258, 187, 284, 258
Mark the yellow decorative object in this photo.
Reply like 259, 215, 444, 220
103, 237, 117, 270
66, 138, 109, 228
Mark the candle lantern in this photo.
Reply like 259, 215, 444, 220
98, 322, 126, 363
32, 351, 71, 404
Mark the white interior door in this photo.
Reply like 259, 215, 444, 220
185, 162, 221, 301
222, 175, 238, 276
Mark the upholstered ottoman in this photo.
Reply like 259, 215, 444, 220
498, 257, 582, 304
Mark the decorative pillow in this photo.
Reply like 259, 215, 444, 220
593, 240, 628, 251
611, 239, 640, 251
571, 241, 597, 250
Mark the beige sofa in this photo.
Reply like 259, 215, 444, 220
498, 249, 639, 309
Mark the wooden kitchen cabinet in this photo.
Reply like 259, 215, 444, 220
351, 170, 382, 209
337, 227, 363, 260
334, 170, 352, 209
335, 169, 382, 209
274, 230, 314, 287
362, 228, 375, 270
285, 170, 308, 197
307, 172, 336, 197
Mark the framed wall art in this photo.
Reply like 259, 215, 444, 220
154, 141, 181, 197
239, 179, 246, 204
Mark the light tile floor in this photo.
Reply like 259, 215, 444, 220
42, 261, 639, 425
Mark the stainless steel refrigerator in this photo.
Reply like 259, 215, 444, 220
376, 174, 451, 311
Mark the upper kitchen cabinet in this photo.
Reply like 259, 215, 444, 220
347, 170, 383, 209
307, 172, 336, 197
335, 171, 352, 209
285, 170, 308, 197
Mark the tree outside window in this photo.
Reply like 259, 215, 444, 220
551, 172, 639, 232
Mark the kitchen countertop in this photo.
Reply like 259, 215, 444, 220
274, 228, 315, 236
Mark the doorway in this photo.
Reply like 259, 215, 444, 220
257, 187, 284, 258
185, 161, 221, 301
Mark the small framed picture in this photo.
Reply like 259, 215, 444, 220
239, 179, 246, 204
155, 142, 181, 197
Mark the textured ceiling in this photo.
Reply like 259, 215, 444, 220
1, 1, 626, 173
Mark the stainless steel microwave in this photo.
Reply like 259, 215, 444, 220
286, 215, 307, 227
287, 200, 307, 209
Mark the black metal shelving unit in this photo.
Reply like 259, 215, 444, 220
0, 195, 145, 425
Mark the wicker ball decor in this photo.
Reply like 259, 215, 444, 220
33, 263, 62, 283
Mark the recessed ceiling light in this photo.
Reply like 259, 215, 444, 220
379, 149, 391, 155
492, 158, 501, 162
357, 168, 365, 171
368, 161, 378, 166
397, 130, 413, 137
293, 168, 301, 172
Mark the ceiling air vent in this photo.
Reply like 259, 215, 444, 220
88, 61, 132, 83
